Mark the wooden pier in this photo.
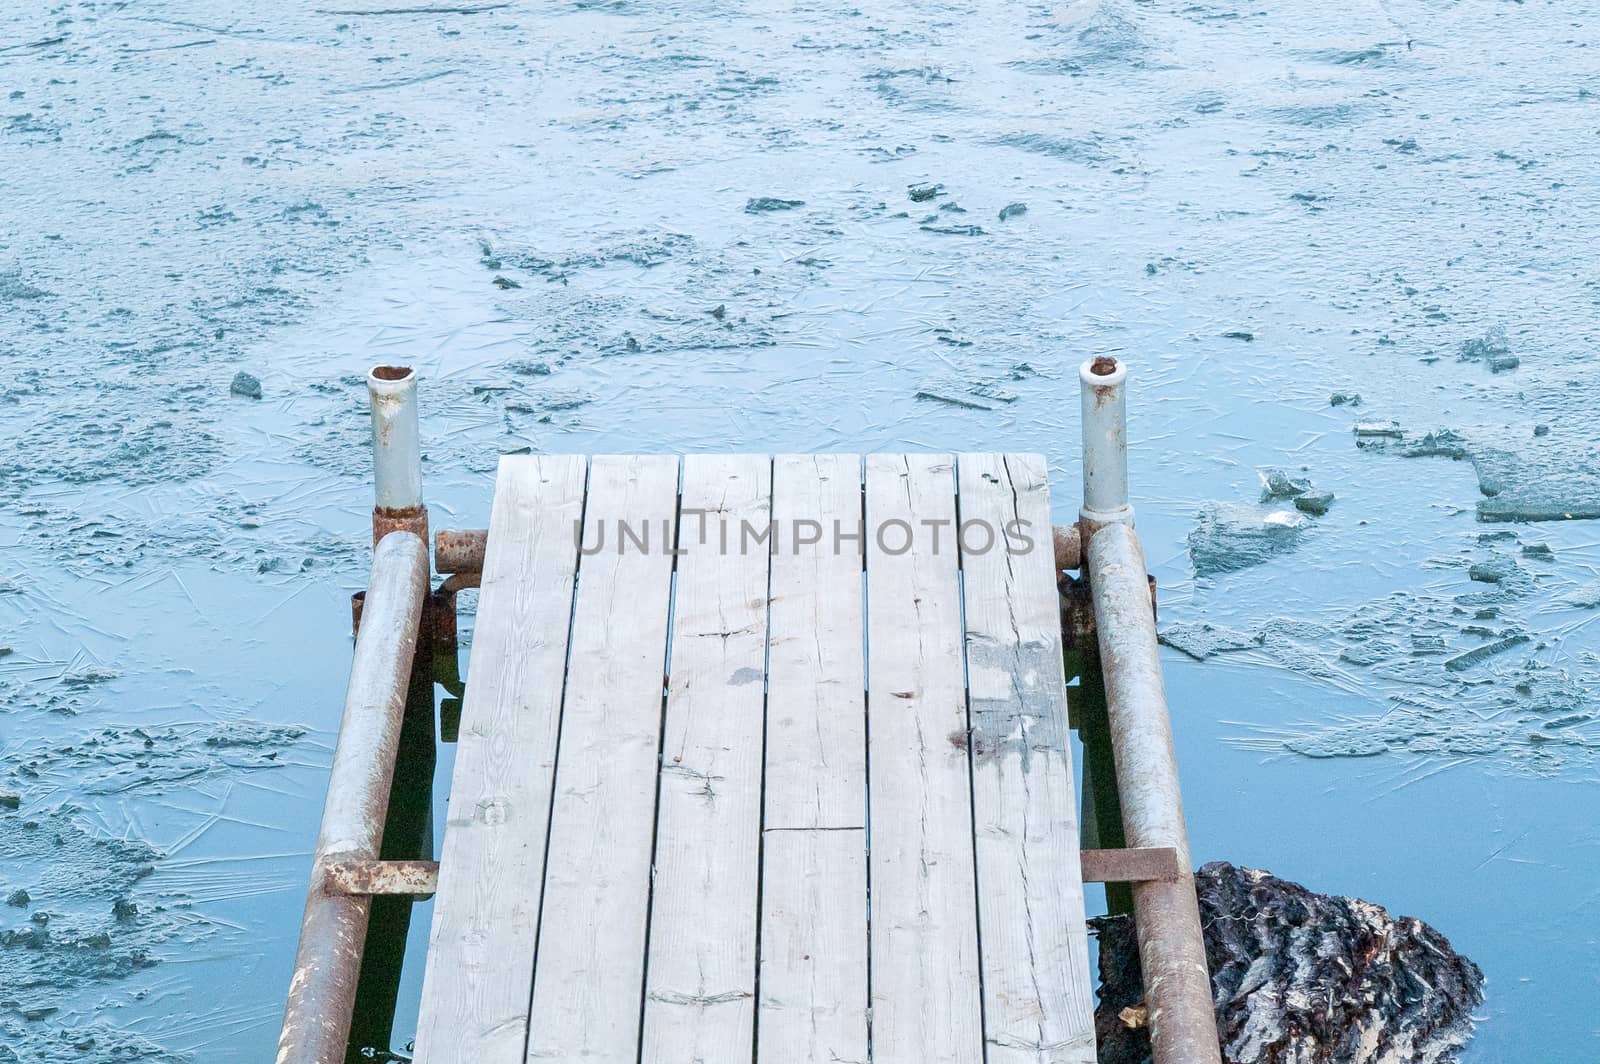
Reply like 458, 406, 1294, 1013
277, 361, 1222, 1064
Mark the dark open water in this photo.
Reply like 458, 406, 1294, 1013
2, 0, 1597, 1058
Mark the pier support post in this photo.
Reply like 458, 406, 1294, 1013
1079, 355, 1135, 538
368, 365, 429, 548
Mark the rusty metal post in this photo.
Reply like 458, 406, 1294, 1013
1086, 521, 1221, 1064
1053, 522, 1082, 572
434, 527, 487, 574
369, 366, 428, 547
276, 530, 429, 1064
1079, 356, 1135, 538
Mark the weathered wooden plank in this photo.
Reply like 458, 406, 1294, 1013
525, 454, 681, 1064
763, 454, 867, 833
864, 453, 984, 1064
757, 454, 869, 1064
758, 831, 867, 1060
412, 454, 587, 1064
641, 454, 773, 1064
958, 452, 1096, 1063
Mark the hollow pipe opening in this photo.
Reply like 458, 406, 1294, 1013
1079, 355, 1128, 391
1079, 356, 1133, 530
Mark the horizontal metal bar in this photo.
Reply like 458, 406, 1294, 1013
1080, 846, 1182, 884
324, 859, 439, 897
438, 523, 1083, 574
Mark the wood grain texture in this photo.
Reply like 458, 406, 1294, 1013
525, 454, 681, 1064
641, 455, 773, 1064
757, 831, 868, 1064
864, 453, 984, 1064
763, 454, 867, 832
412, 454, 587, 1064
757, 454, 869, 1064
957, 452, 1096, 1063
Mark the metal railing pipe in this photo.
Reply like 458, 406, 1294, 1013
368, 366, 428, 546
1079, 356, 1135, 534
277, 530, 429, 1064
1086, 521, 1221, 1064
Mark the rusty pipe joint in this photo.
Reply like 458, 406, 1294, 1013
369, 366, 428, 548
1079, 356, 1135, 539
435, 528, 487, 574
1053, 523, 1082, 573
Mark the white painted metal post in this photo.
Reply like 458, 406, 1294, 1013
369, 366, 422, 512
1079, 356, 1134, 535
368, 366, 428, 547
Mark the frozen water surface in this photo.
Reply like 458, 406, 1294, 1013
2, 0, 1598, 1057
